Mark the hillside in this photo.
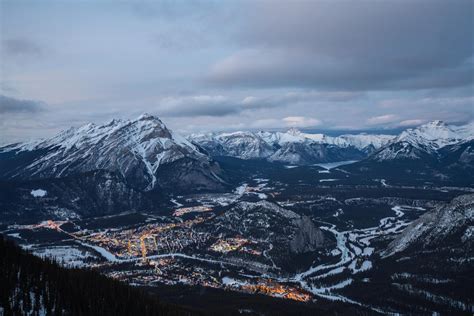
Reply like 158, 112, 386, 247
0, 235, 197, 316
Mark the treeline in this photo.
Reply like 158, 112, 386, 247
0, 235, 198, 316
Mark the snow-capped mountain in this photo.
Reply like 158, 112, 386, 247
188, 128, 394, 164
370, 121, 474, 162
0, 114, 224, 192
189, 131, 275, 161
440, 139, 474, 167
383, 193, 474, 257
257, 128, 394, 151
342, 121, 474, 185
300, 132, 394, 152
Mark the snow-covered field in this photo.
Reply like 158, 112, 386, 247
31, 245, 96, 267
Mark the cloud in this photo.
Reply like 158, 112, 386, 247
157, 95, 239, 117
376, 96, 474, 125
282, 116, 321, 128
366, 114, 399, 125
1, 38, 43, 58
208, 0, 473, 90
380, 96, 474, 109
1, 1, 472, 142
155, 89, 362, 118
242, 90, 364, 109
0, 95, 43, 114
398, 119, 426, 127
247, 116, 321, 129
249, 118, 281, 129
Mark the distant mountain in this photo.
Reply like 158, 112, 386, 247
0, 114, 225, 192
189, 121, 474, 167
369, 121, 472, 162
188, 120, 473, 183
190, 131, 275, 159
188, 128, 394, 165
343, 121, 474, 184
440, 139, 474, 168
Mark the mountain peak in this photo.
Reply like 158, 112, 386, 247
286, 127, 302, 136
371, 120, 466, 161
104, 118, 123, 127
422, 120, 447, 128
1, 115, 222, 191
135, 113, 163, 123
399, 119, 457, 143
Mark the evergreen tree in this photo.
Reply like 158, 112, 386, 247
0, 235, 198, 316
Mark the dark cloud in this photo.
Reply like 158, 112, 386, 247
158, 95, 239, 117
209, 0, 474, 91
157, 90, 363, 117
0, 95, 43, 114
2, 38, 43, 58
242, 91, 365, 109
1, 0, 472, 142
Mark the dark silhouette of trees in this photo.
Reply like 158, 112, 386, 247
0, 235, 198, 316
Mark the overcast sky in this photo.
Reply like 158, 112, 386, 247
1, 0, 473, 144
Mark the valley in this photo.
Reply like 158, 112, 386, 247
1, 116, 473, 315
3, 160, 472, 315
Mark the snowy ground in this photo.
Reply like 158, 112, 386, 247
8, 177, 431, 312
30, 245, 97, 268
313, 160, 359, 170
289, 205, 420, 304
31, 189, 47, 197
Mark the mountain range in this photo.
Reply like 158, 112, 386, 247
345, 121, 474, 184
1, 116, 473, 222
187, 120, 474, 184
2, 116, 473, 189
188, 128, 394, 165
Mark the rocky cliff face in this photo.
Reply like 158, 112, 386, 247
0, 114, 225, 193
0, 170, 155, 223
383, 194, 474, 257
289, 216, 326, 254
199, 200, 331, 271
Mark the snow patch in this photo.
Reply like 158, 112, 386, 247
313, 160, 358, 170
319, 179, 339, 182
31, 189, 47, 198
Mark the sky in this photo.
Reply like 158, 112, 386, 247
1, 0, 473, 144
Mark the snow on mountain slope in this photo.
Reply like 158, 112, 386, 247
257, 128, 309, 145
370, 121, 474, 161
452, 121, 474, 140
320, 134, 395, 151
383, 194, 474, 257
0, 114, 224, 191
214, 131, 274, 159
268, 142, 328, 165
397, 120, 462, 148
188, 128, 394, 164
258, 128, 394, 150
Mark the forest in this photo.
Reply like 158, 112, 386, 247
0, 235, 197, 316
